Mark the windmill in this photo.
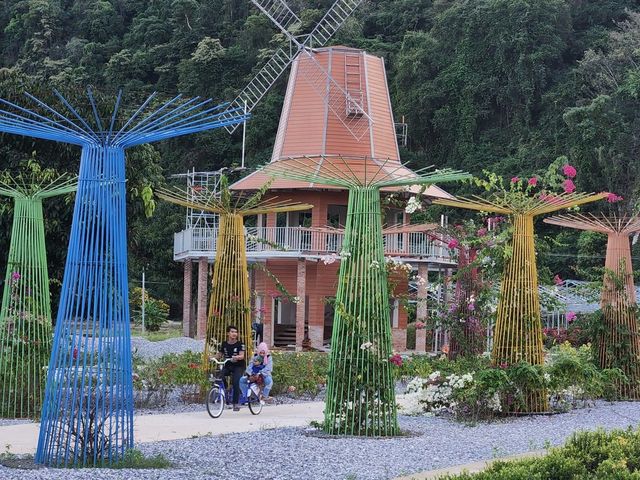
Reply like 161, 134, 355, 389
221, 0, 372, 141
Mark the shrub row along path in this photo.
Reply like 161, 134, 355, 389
1, 401, 640, 479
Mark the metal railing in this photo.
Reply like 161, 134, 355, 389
173, 226, 453, 261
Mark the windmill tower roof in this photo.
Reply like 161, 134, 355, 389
232, 47, 453, 199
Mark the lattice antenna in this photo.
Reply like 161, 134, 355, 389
157, 179, 312, 367
224, 0, 367, 139
544, 213, 640, 398
0, 88, 246, 467
0, 173, 76, 419
433, 191, 607, 413
264, 155, 470, 436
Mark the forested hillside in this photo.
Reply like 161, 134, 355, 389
0, 0, 639, 314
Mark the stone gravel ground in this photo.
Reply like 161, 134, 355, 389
131, 336, 204, 360
3, 401, 640, 480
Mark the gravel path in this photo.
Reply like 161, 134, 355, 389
131, 336, 204, 360
2, 401, 640, 479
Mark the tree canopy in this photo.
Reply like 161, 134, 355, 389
1, 0, 639, 313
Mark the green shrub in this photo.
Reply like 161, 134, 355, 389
440, 428, 640, 479
130, 287, 170, 332
269, 351, 329, 397
105, 449, 172, 469
132, 351, 206, 407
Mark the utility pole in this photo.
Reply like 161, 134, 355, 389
141, 267, 146, 333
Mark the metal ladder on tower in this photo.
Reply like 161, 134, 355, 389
344, 52, 363, 117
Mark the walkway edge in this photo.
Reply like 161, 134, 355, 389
393, 450, 547, 480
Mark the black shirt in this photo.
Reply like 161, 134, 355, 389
219, 341, 246, 368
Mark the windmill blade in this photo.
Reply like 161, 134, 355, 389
307, 0, 364, 48
251, 0, 302, 35
255, 0, 371, 140
223, 47, 295, 133
224, 0, 368, 137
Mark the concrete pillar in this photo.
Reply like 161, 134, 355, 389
196, 257, 208, 339
182, 259, 193, 337
415, 263, 429, 352
295, 258, 306, 351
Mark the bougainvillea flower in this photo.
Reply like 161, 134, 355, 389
562, 179, 576, 193
528, 177, 538, 186
566, 311, 577, 323
562, 164, 577, 178
511, 177, 520, 183
606, 192, 623, 203
389, 354, 403, 366
447, 238, 459, 249
554, 274, 563, 286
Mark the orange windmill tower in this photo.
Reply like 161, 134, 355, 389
544, 213, 640, 398
229, 1, 458, 350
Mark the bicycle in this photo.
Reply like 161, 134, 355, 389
206, 358, 263, 418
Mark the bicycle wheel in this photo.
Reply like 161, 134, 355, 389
247, 388, 263, 415
206, 385, 225, 418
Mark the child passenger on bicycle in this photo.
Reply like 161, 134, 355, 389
240, 342, 273, 402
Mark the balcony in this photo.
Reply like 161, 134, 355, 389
174, 226, 454, 264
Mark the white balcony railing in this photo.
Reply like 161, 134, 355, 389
174, 226, 453, 261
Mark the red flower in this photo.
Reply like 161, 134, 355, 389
562, 179, 576, 193
554, 274, 563, 286
389, 354, 403, 367
72, 348, 78, 360
606, 192, 623, 203
562, 165, 577, 178
447, 238, 459, 249
528, 177, 538, 187
511, 177, 520, 183
188, 362, 200, 369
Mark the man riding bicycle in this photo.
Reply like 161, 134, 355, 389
217, 325, 245, 411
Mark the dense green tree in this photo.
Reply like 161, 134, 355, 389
1, 0, 640, 314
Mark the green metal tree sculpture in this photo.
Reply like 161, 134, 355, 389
264, 155, 470, 436
157, 177, 312, 370
0, 172, 76, 418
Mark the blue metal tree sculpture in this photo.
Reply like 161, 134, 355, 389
0, 89, 247, 467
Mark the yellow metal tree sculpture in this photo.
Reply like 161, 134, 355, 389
435, 190, 606, 412
157, 177, 312, 367
544, 213, 640, 398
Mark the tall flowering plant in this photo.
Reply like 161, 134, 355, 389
428, 219, 505, 357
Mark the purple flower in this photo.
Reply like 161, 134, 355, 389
11, 272, 21, 281
468, 302, 475, 311
566, 311, 577, 323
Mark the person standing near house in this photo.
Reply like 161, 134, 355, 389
218, 325, 246, 411
240, 342, 274, 402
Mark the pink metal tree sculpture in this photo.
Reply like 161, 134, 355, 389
544, 213, 640, 398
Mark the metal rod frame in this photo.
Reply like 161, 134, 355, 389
435, 192, 607, 413
0, 89, 247, 467
263, 156, 471, 435
157, 179, 312, 371
545, 213, 640, 398
0, 175, 77, 419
